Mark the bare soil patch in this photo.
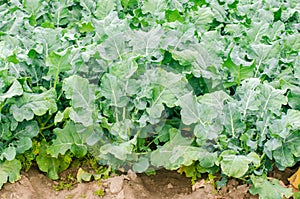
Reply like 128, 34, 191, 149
0, 167, 261, 199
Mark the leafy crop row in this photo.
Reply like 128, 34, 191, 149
0, 0, 299, 198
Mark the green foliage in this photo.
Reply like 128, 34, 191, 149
0, 1, 300, 198
250, 175, 293, 199
0, 159, 21, 188
93, 189, 105, 197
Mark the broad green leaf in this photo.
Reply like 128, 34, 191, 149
100, 73, 129, 108
13, 121, 39, 141
97, 135, 138, 168
95, 0, 115, 19
235, 78, 261, 117
63, 75, 96, 126
258, 82, 287, 117
179, 93, 201, 125
0, 146, 16, 161
133, 157, 149, 173
285, 109, 300, 130
144, 69, 189, 122
36, 140, 70, 180
23, 0, 43, 14
273, 145, 295, 169
180, 92, 221, 126
165, 10, 184, 23
250, 175, 293, 199
286, 132, 300, 158
223, 50, 256, 87
109, 59, 138, 80
93, 11, 128, 37
247, 152, 261, 168
190, 7, 214, 31
63, 75, 95, 109
0, 80, 23, 102
160, 23, 196, 51
221, 153, 251, 178
223, 103, 246, 138
198, 151, 218, 168
10, 89, 57, 122
142, 0, 167, 18
100, 33, 129, 60
46, 49, 72, 83
198, 90, 232, 116
49, 0, 74, 28
151, 129, 205, 169
263, 138, 282, 159
0, 159, 21, 188
47, 122, 88, 158
129, 27, 164, 58
14, 137, 32, 154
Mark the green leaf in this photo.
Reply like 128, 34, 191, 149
77, 168, 92, 183
95, 0, 115, 19
54, 107, 71, 124
220, 152, 251, 178
223, 103, 246, 138
286, 131, 300, 158
144, 69, 189, 122
97, 135, 137, 168
165, 10, 184, 22
46, 49, 72, 88
10, 89, 57, 122
133, 157, 149, 173
63, 75, 96, 126
172, 43, 222, 79
258, 82, 288, 117
190, 7, 214, 31
36, 140, 70, 180
100, 73, 129, 108
0, 146, 16, 161
223, 50, 256, 87
129, 27, 164, 58
47, 122, 88, 158
0, 80, 23, 102
151, 129, 205, 169
79, 22, 95, 33
0, 159, 21, 188
250, 175, 293, 199
63, 75, 95, 109
100, 33, 129, 60
179, 93, 202, 125
273, 145, 295, 169
160, 23, 196, 51
235, 78, 261, 117
142, 0, 167, 17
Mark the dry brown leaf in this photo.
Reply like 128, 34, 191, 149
192, 179, 206, 191
288, 167, 300, 189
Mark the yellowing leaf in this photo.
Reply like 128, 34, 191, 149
289, 167, 300, 189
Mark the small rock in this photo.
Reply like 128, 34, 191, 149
127, 170, 138, 182
167, 183, 173, 189
116, 190, 125, 199
109, 176, 124, 194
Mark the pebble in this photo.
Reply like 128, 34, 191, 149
109, 176, 124, 194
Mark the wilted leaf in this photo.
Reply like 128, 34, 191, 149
289, 167, 300, 189
77, 168, 92, 183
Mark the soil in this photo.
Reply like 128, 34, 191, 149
0, 167, 262, 199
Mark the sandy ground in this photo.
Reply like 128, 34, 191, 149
0, 167, 261, 199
